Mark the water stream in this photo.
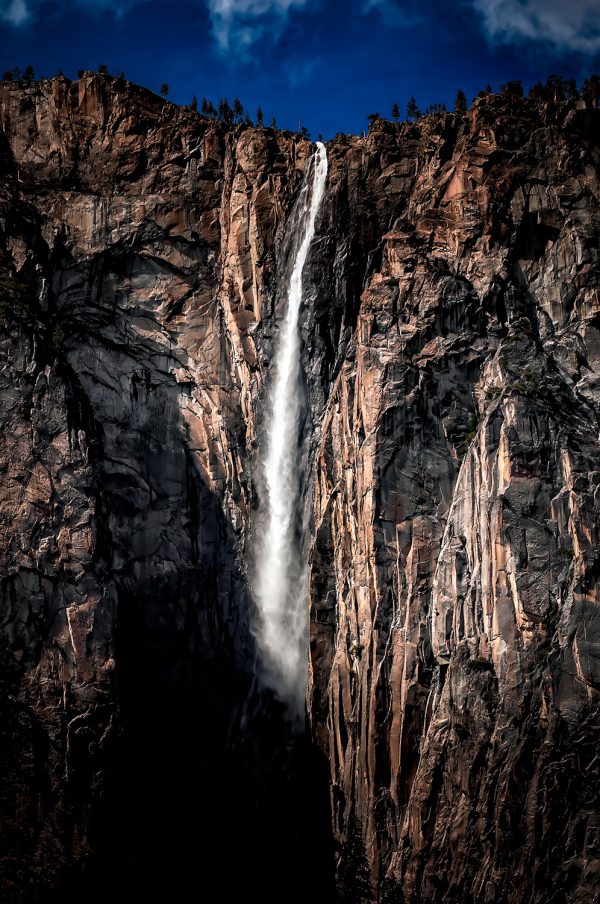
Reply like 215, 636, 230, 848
253, 141, 328, 714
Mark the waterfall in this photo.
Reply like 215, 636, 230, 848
253, 142, 328, 715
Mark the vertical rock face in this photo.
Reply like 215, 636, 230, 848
0, 76, 599, 903
308, 103, 600, 902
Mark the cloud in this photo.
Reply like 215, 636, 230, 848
363, 0, 423, 29
205, 0, 313, 50
286, 55, 319, 86
471, 0, 600, 55
0, 0, 29, 25
0, 0, 150, 27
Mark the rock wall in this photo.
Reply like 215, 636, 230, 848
308, 100, 600, 903
0, 75, 599, 903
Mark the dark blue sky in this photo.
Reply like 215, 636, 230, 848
1, 0, 599, 137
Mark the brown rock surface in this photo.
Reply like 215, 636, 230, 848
0, 76, 599, 903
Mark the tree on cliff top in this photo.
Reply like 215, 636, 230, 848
391, 101, 400, 122
454, 88, 467, 112
160, 83, 169, 99
233, 96, 244, 123
23, 65, 34, 85
500, 79, 524, 98
256, 106, 264, 126
583, 74, 600, 106
406, 97, 420, 121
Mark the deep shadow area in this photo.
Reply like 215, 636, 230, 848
43, 636, 336, 904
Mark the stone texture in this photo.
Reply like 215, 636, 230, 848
0, 76, 599, 903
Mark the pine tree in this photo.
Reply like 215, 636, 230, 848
391, 101, 400, 122
233, 96, 244, 123
529, 81, 545, 101
206, 100, 216, 118
270, 115, 277, 129
367, 111, 380, 125
499, 79, 524, 98
337, 823, 372, 904
218, 98, 233, 124
201, 96, 209, 114
545, 74, 566, 103
98, 64, 108, 75
406, 97, 420, 121
454, 88, 467, 113
583, 74, 600, 107
245, 112, 253, 126
23, 64, 34, 85
256, 106, 264, 126
160, 83, 169, 99
190, 95, 198, 112
425, 102, 446, 114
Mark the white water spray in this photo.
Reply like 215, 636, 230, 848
253, 142, 328, 714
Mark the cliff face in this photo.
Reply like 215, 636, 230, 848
0, 76, 599, 903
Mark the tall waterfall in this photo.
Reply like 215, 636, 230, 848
253, 142, 328, 715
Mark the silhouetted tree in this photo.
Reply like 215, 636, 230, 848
233, 96, 244, 123
500, 79, 524, 98
529, 80, 545, 100
406, 97, 420, 121
245, 112, 253, 126
206, 100, 216, 117
337, 823, 372, 904
367, 111, 380, 125
2, 70, 13, 81
485, 83, 492, 93
190, 95, 198, 111
160, 83, 169, 99
300, 125, 310, 138
23, 64, 34, 84
454, 88, 467, 112
77, 69, 86, 78
583, 74, 600, 106
425, 102, 446, 114
218, 98, 233, 124
98, 64, 108, 75
270, 115, 277, 129
256, 106, 264, 126
118, 71, 126, 80
567, 78, 579, 100
545, 74, 566, 102
391, 101, 400, 122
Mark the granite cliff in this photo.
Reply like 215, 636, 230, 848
0, 74, 598, 903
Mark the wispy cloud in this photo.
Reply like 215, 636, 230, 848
206, 0, 313, 50
363, 0, 423, 29
471, 0, 600, 55
285, 54, 319, 86
0, 0, 151, 27
1, 0, 29, 25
